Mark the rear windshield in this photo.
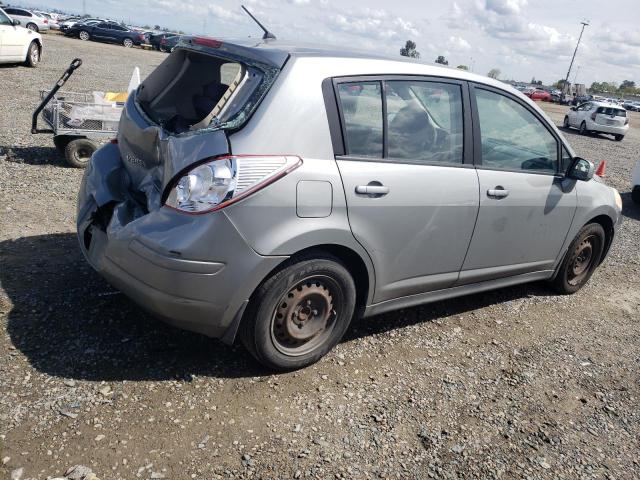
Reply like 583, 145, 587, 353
137, 49, 259, 134
596, 107, 626, 117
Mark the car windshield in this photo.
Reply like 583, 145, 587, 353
0, 9, 13, 25
597, 107, 626, 117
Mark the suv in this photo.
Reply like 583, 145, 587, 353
563, 101, 629, 141
3, 6, 49, 32
0, 6, 42, 66
77, 38, 623, 370
69, 21, 144, 47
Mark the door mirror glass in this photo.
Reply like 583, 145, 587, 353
568, 157, 594, 181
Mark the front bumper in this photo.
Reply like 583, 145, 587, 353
77, 144, 287, 341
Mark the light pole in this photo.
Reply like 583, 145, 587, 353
563, 21, 589, 98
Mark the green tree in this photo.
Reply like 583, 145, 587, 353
487, 68, 500, 79
400, 40, 420, 59
435, 55, 448, 65
620, 80, 636, 90
456, 65, 469, 70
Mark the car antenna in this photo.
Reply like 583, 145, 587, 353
241, 5, 276, 40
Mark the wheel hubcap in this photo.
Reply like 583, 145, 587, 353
31, 49, 38, 63
271, 276, 338, 356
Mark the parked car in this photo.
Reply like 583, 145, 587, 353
159, 35, 180, 52
563, 102, 629, 141
0, 6, 42, 66
3, 7, 49, 32
148, 32, 175, 50
632, 161, 640, 204
61, 17, 104, 33
572, 94, 593, 106
77, 38, 622, 370
530, 89, 551, 101
622, 101, 640, 112
69, 21, 145, 47
35, 11, 58, 30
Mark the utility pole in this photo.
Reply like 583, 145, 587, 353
563, 21, 588, 98
572, 65, 581, 85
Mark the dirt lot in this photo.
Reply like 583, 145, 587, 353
1, 34, 639, 480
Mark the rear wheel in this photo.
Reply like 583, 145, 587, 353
563, 116, 570, 129
614, 134, 624, 141
26, 23, 38, 32
123, 38, 133, 48
24, 42, 39, 67
240, 255, 356, 371
579, 121, 588, 135
78, 30, 90, 41
65, 138, 98, 168
553, 223, 605, 294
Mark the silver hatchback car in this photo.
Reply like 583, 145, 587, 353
77, 37, 622, 370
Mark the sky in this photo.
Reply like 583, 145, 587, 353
18, 0, 640, 86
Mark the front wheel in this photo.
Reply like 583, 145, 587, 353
25, 42, 39, 67
563, 116, 570, 129
123, 38, 133, 48
614, 134, 624, 141
78, 30, 90, 41
240, 255, 356, 371
65, 138, 98, 168
553, 223, 605, 294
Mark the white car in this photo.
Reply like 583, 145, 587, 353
632, 161, 640, 204
0, 7, 42, 67
563, 101, 629, 141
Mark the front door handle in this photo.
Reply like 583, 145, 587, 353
487, 187, 509, 198
355, 184, 390, 196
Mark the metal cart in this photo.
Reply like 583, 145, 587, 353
32, 58, 124, 168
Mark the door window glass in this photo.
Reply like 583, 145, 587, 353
386, 81, 463, 163
476, 88, 558, 173
337, 82, 383, 157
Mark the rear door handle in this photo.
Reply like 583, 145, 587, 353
355, 184, 390, 196
487, 187, 509, 198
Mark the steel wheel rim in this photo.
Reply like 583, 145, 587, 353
124, 39, 133, 47
568, 234, 598, 286
270, 275, 340, 357
79, 32, 88, 40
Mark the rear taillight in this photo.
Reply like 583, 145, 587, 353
43, 19, 48, 23
164, 155, 302, 214
591, 112, 597, 121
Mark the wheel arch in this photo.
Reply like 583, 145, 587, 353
586, 214, 615, 265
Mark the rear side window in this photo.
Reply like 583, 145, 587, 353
336, 79, 464, 164
337, 82, 383, 157
475, 88, 558, 174
597, 107, 626, 117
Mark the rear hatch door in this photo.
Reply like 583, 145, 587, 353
595, 106, 626, 127
116, 37, 288, 211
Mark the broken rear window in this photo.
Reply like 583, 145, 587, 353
136, 48, 266, 134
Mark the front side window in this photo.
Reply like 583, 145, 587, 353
476, 88, 558, 174
386, 81, 463, 163
337, 82, 383, 157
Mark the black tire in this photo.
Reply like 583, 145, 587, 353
240, 255, 356, 371
123, 38, 133, 48
553, 223, 606, 294
64, 138, 98, 168
563, 116, 570, 129
579, 121, 588, 135
26, 23, 38, 32
53, 135, 71, 153
632, 185, 640, 205
78, 30, 90, 41
24, 41, 39, 67
614, 134, 624, 141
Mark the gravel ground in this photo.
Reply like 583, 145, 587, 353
1, 34, 639, 480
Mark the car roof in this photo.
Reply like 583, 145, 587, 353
588, 101, 625, 108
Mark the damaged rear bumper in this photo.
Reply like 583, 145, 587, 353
77, 143, 287, 341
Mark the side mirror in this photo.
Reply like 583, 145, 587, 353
568, 157, 594, 181
13, 19, 21, 26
